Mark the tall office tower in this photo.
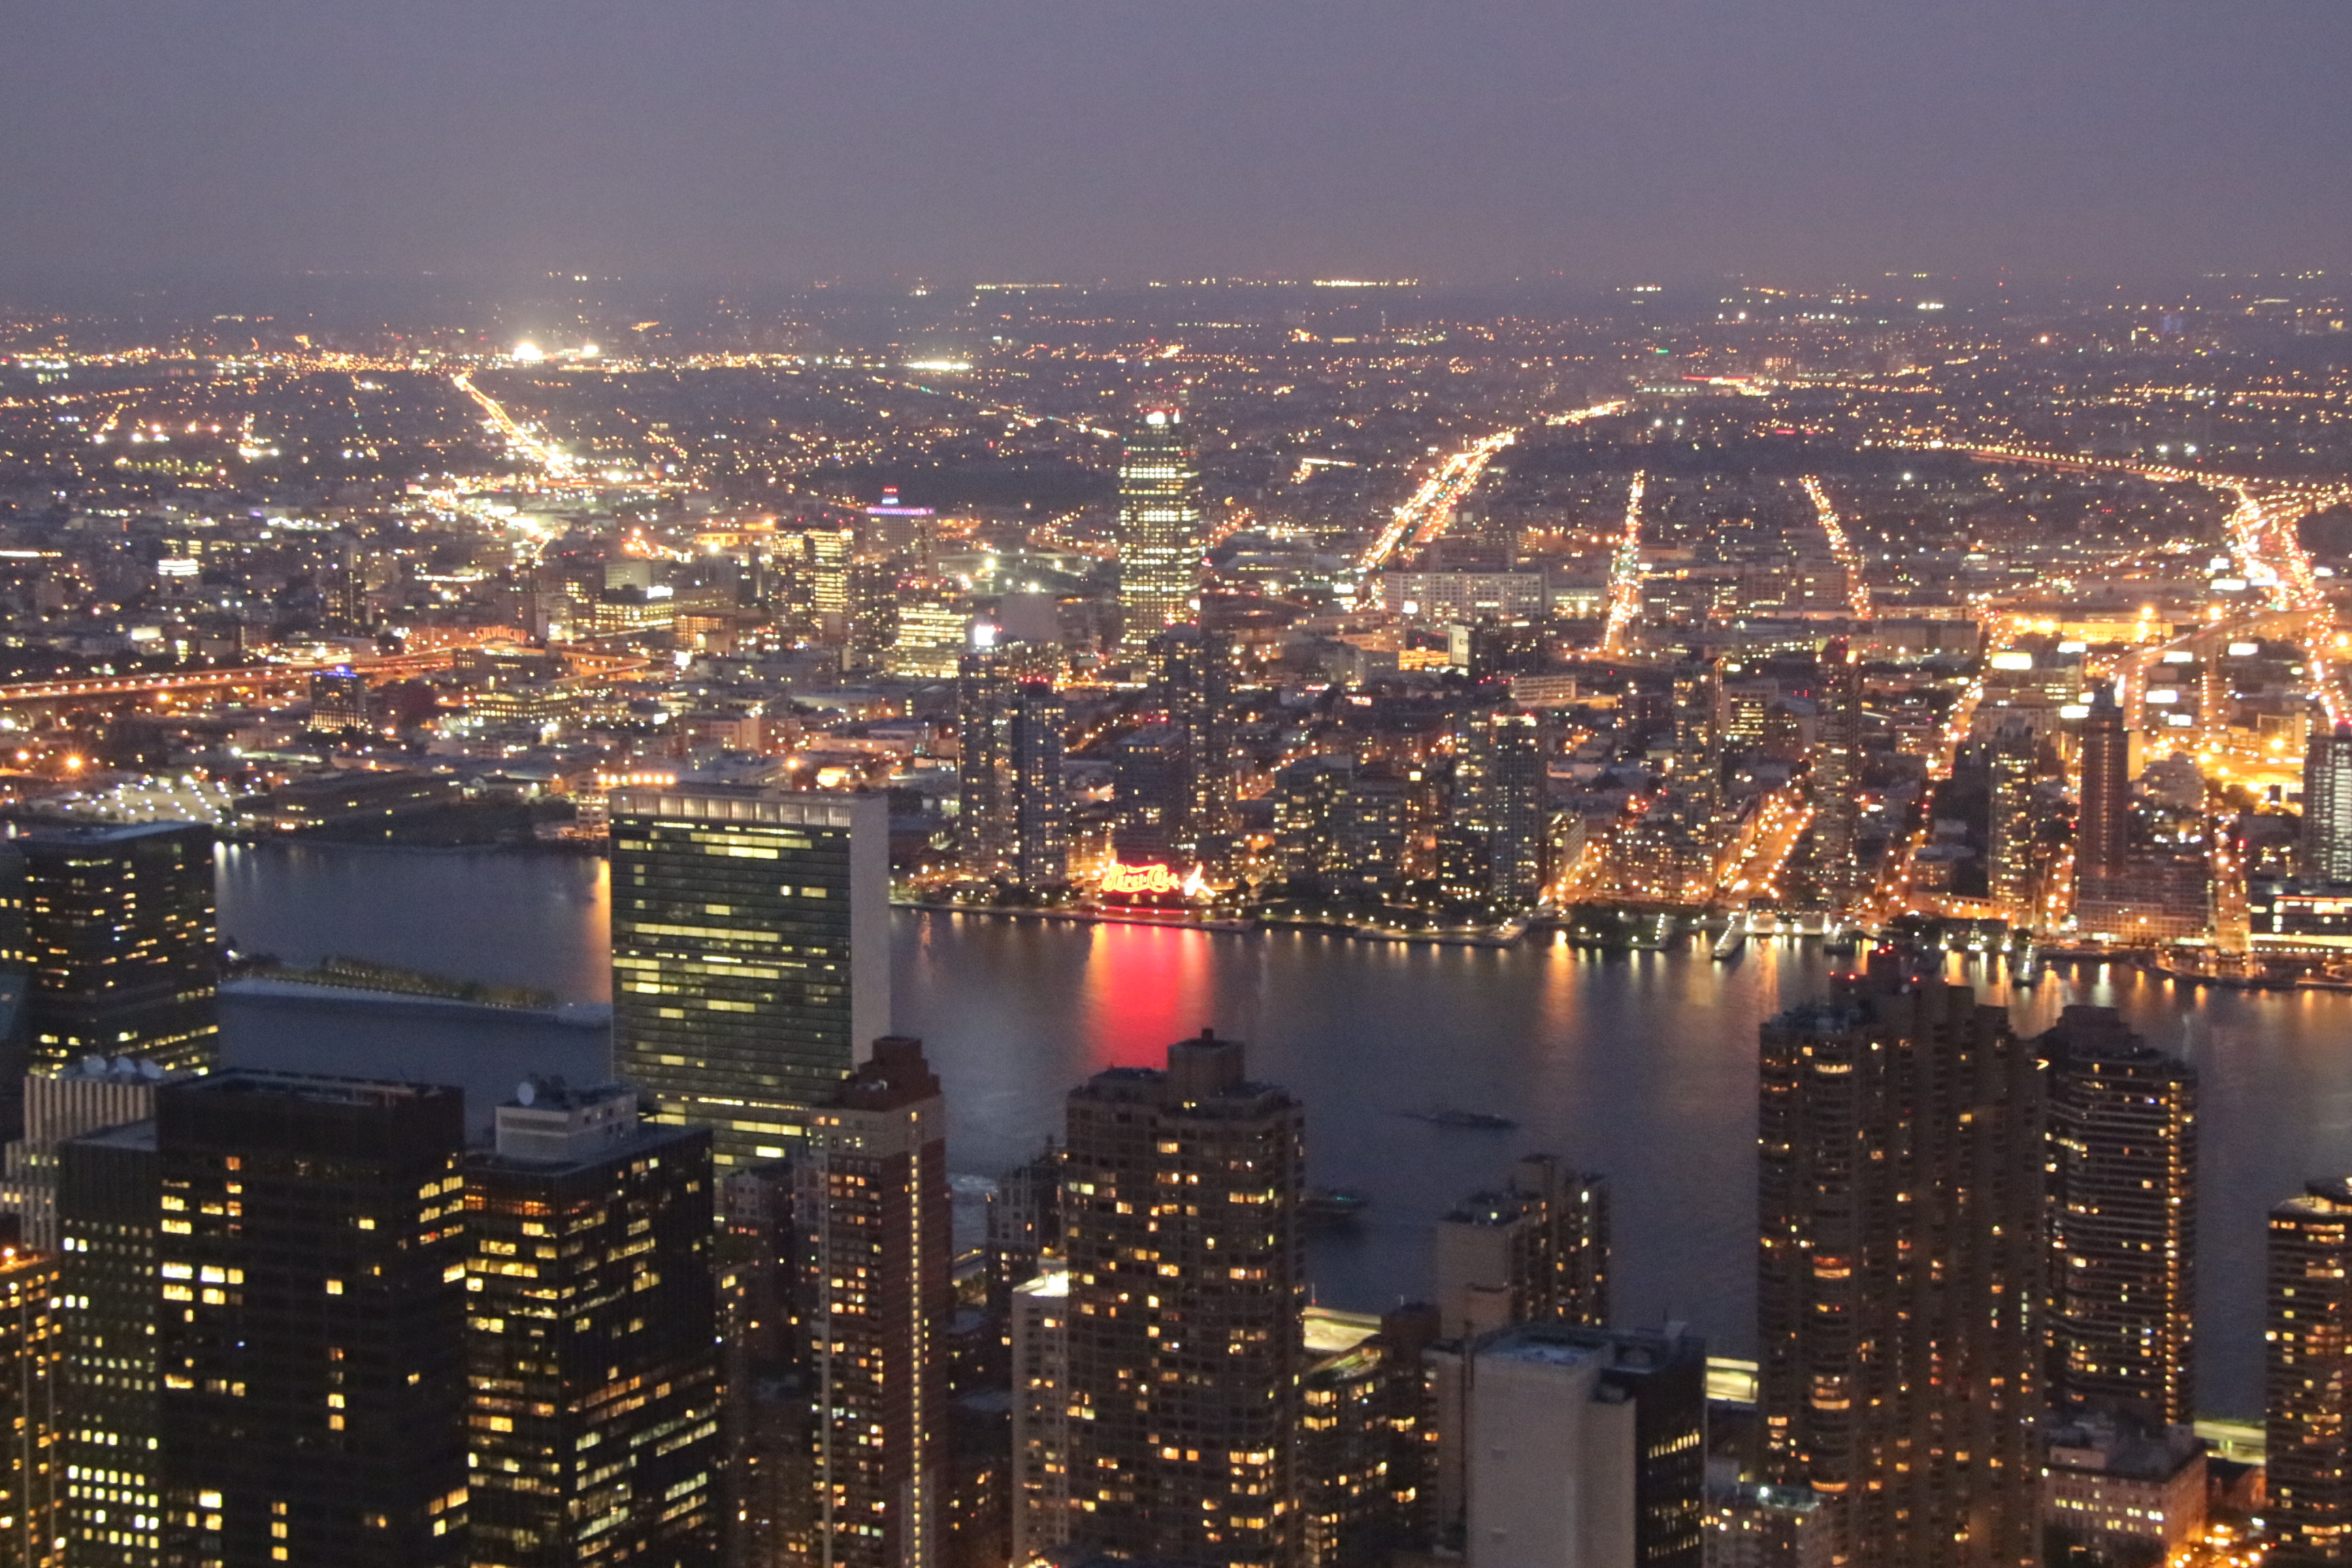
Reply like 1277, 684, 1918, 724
1162, 626, 1237, 867
2302, 723, 2352, 882
955, 655, 1068, 888
1806, 642, 1865, 905
1439, 1322, 1705, 1568
58, 1120, 159, 1568
1433, 1156, 1608, 1341
1986, 721, 2038, 918
1298, 1305, 1437, 1568
1009, 1260, 1071, 1567
2042, 1006, 2198, 1426
0, 1246, 61, 1567
2268, 1178, 2352, 1564
796, 1037, 951, 1568
1452, 708, 1550, 907
5, 1056, 166, 1252
609, 785, 889, 1169
20, 823, 218, 1075
2078, 688, 2131, 888
1062, 1030, 1305, 1568
845, 557, 902, 676
465, 1081, 721, 1566
719, 1162, 813, 1568
1115, 409, 1205, 661
1757, 956, 2044, 1568
153, 1073, 470, 1568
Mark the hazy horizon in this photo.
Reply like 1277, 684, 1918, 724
6, 1, 2350, 295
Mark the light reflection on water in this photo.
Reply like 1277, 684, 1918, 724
219, 843, 2352, 1418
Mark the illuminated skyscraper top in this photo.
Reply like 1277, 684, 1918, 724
1116, 409, 1205, 661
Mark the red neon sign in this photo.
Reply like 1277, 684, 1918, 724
1102, 862, 1185, 896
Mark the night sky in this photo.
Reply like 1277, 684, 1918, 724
5, 1, 2349, 289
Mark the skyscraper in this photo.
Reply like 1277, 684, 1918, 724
20, 823, 218, 1076
718, 1162, 811, 1568
1062, 1030, 1305, 1568
1009, 1260, 1071, 1567
2268, 1178, 2352, 1565
609, 785, 889, 1169
57, 1118, 160, 1568
1806, 643, 1865, 907
154, 1072, 470, 1568
1986, 721, 2038, 918
2041, 1005, 2198, 1426
1453, 709, 1550, 908
7, 1056, 168, 1253
464, 1081, 722, 1566
0, 1245, 61, 1568
796, 1037, 951, 1568
956, 654, 1068, 889
2302, 723, 2352, 883
1116, 410, 1205, 661
1757, 956, 2043, 1568
1298, 1306, 1437, 1568
2078, 689, 2131, 889
1162, 625, 1237, 868
1449, 1322, 1705, 1568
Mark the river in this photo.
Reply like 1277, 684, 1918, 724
213, 840, 2352, 1420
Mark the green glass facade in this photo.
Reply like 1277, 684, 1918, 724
609, 787, 889, 1169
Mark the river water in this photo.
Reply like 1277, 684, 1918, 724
213, 841, 2352, 1420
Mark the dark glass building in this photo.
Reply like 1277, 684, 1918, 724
2041, 1005, 2198, 1426
464, 1081, 721, 1567
1757, 955, 2044, 1568
58, 1119, 161, 1568
2077, 689, 2131, 888
153, 1072, 470, 1568
1062, 1030, 1305, 1568
20, 823, 218, 1075
608, 785, 889, 1169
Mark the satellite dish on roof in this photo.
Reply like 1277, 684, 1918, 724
516, 1081, 536, 1107
139, 1060, 164, 1081
112, 1057, 133, 1077
80, 1055, 105, 1075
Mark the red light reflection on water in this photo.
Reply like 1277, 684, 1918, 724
1068, 923, 1222, 1070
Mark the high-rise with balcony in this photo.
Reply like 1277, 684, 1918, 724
2268, 1178, 2352, 1565
2042, 1005, 2198, 1426
1757, 955, 2044, 1568
1116, 410, 1205, 660
1061, 1030, 1305, 1568
610, 785, 889, 1169
795, 1037, 952, 1568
